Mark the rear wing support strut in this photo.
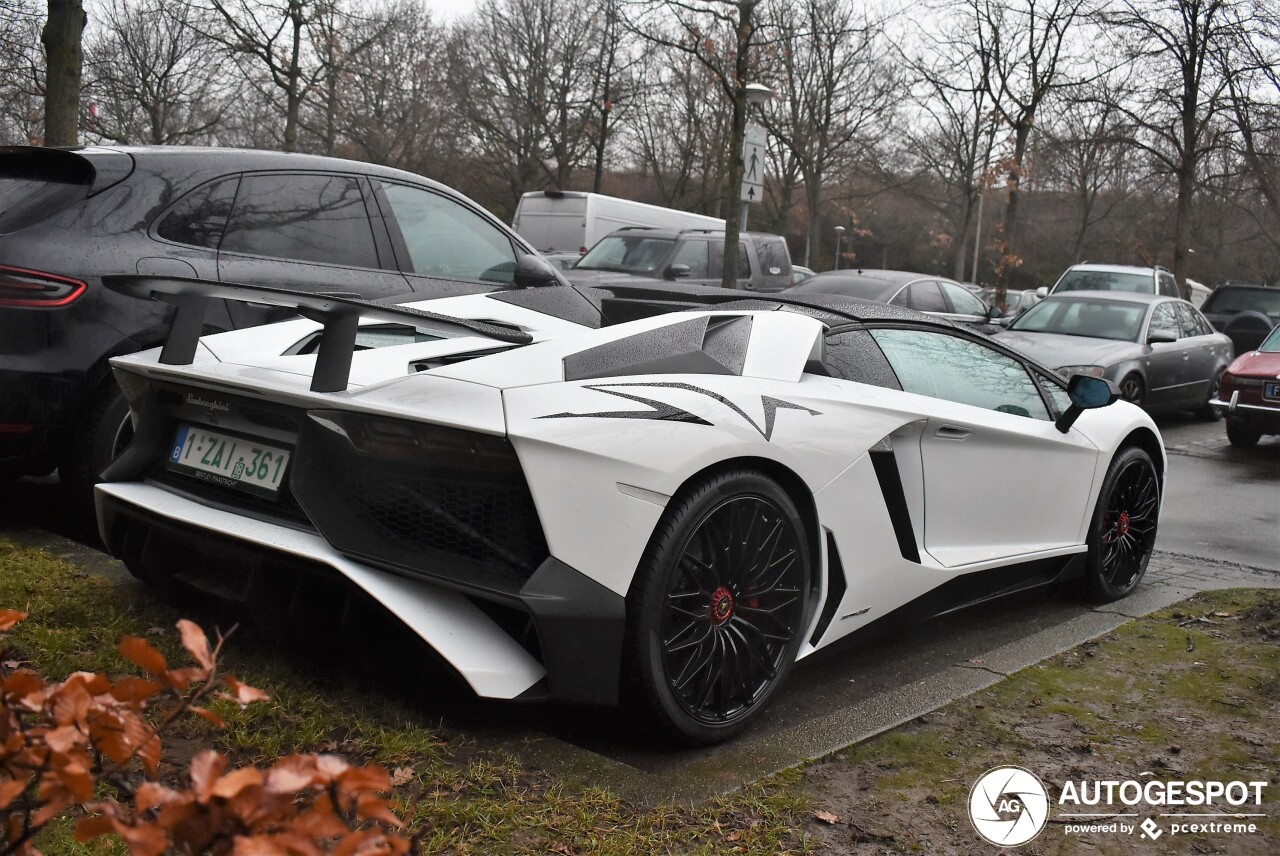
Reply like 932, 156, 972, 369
103, 275, 531, 393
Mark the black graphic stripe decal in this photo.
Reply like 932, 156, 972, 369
538, 382, 819, 441
869, 449, 921, 563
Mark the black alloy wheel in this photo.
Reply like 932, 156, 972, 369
626, 470, 811, 744
1118, 373, 1145, 407
1085, 446, 1159, 602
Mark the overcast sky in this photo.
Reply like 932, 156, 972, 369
425, 0, 478, 23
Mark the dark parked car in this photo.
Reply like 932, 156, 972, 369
565, 227, 793, 292
0, 145, 557, 495
977, 287, 1042, 326
1211, 323, 1280, 447
992, 292, 1233, 417
788, 269, 999, 331
1198, 283, 1280, 355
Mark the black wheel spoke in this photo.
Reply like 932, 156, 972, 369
660, 493, 806, 725
1094, 456, 1158, 595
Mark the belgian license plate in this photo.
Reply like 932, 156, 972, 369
1265, 382, 1280, 401
167, 425, 290, 494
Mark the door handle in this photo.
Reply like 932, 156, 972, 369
934, 425, 971, 440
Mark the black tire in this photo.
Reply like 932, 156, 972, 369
624, 469, 812, 744
1084, 447, 1159, 602
1196, 370, 1223, 421
60, 379, 134, 503
1118, 373, 1145, 408
1226, 418, 1261, 448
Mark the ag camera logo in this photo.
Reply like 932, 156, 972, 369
969, 766, 1050, 847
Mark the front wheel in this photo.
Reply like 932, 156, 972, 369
1226, 418, 1261, 448
1118, 373, 1145, 408
625, 470, 811, 744
1084, 447, 1159, 602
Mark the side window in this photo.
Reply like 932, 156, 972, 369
377, 182, 518, 283
670, 239, 710, 278
823, 329, 901, 389
221, 173, 378, 268
940, 281, 986, 316
1149, 302, 1180, 339
708, 241, 753, 280
1174, 303, 1203, 337
870, 328, 1051, 420
1158, 273, 1179, 297
755, 237, 790, 275
154, 177, 239, 249
906, 281, 947, 313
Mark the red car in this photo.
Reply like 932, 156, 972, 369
1213, 324, 1280, 446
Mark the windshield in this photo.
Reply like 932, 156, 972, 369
1260, 325, 1280, 352
1054, 270, 1152, 294
1010, 297, 1147, 342
1202, 288, 1280, 319
575, 235, 674, 275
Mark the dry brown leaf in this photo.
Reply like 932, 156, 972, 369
389, 767, 414, 787
814, 809, 842, 825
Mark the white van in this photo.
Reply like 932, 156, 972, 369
512, 191, 725, 254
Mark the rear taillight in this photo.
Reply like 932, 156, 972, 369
0, 266, 87, 307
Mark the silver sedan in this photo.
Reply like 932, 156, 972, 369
992, 292, 1234, 417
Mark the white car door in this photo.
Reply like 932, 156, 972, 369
870, 328, 1102, 567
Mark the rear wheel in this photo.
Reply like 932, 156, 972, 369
1196, 371, 1223, 421
1226, 418, 1261, 448
1085, 447, 1159, 602
625, 470, 811, 744
60, 380, 133, 505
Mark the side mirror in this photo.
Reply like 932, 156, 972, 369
1055, 374, 1119, 433
985, 305, 1002, 320
1035, 286, 1049, 298
513, 254, 566, 289
1147, 328, 1178, 344
664, 263, 692, 280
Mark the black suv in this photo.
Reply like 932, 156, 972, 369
0, 146, 553, 494
565, 227, 793, 292
1199, 283, 1280, 354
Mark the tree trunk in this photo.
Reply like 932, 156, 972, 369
720, 2, 756, 289
996, 120, 1033, 302
282, 0, 304, 152
1172, 166, 1194, 300
42, 0, 86, 146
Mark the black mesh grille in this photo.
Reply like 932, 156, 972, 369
291, 412, 549, 594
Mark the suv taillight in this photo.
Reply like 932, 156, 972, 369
0, 266, 87, 307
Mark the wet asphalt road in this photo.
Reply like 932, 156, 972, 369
1, 413, 1276, 799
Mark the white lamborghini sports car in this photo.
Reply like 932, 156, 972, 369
95, 265, 1165, 744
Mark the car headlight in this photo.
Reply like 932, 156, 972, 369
1057, 365, 1106, 379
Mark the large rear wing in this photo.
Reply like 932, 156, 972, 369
103, 275, 531, 393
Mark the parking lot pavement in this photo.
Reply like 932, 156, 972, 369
7, 524, 1274, 808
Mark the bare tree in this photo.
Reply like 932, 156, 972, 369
964, 0, 1092, 298
41, 0, 85, 145
1098, 0, 1254, 296
760, 0, 900, 266
901, 22, 999, 281
84, 0, 237, 145
447, 0, 600, 217
627, 0, 765, 287
328, 0, 453, 174
623, 45, 732, 215
1036, 86, 1141, 261
0, 1, 43, 145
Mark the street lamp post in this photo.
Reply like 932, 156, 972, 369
833, 225, 846, 270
